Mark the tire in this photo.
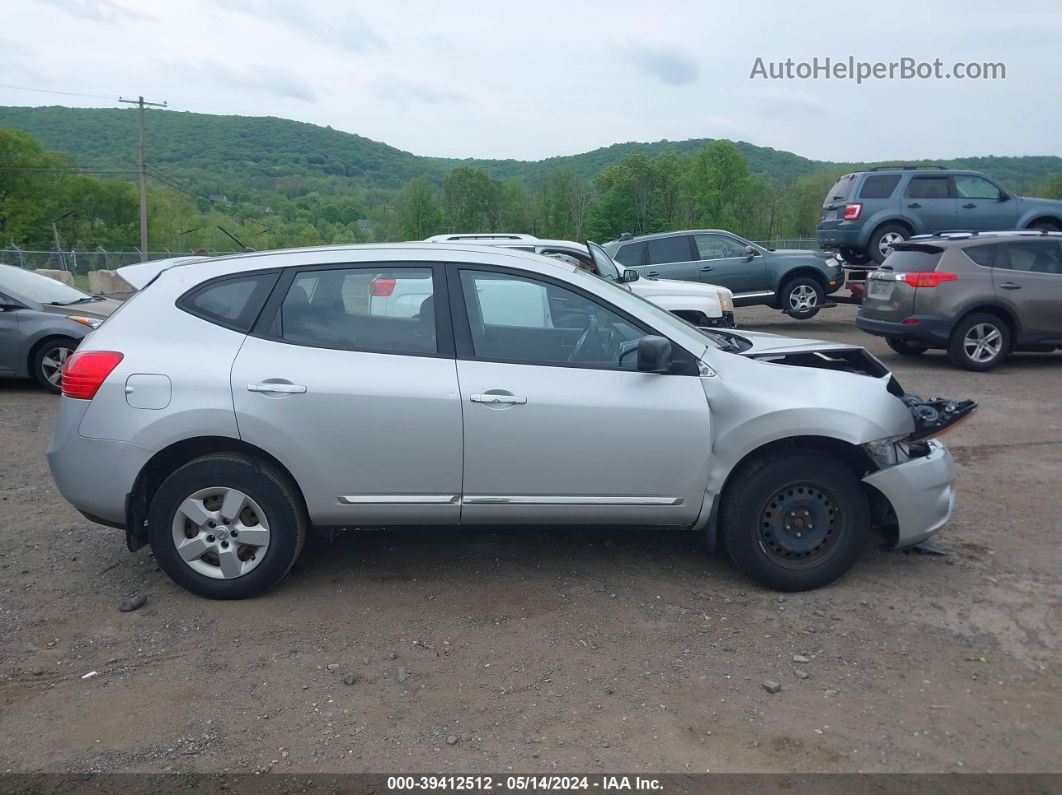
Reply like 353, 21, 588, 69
148, 454, 308, 599
840, 247, 872, 266
31, 336, 79, 394
868, 224, 910, 264
720, 450, 870, 591
886, 337, 928, 356
1029, 219, 1061, 232
947, 313, 1010, 371
780, 276, 824, 320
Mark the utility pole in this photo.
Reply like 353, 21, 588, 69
119, 95, 167, 261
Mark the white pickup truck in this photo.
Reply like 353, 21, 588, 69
423, 235, 737, 328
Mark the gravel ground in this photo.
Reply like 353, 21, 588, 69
0, 302, 1059, 774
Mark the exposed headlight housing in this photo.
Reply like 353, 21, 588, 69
864, 434, 911, 468
716, 289, 735, 313
67, 315, 101, 329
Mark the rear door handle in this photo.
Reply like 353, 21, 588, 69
962, 203, 977, 209
471, 393, 527, 405
247, 382, 307, 394
700, 265, 714, 272
906, 202, 922, 208
999, 282, 1022, 290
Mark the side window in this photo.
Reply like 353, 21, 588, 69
859, 174, 902, 199
181, 272, 278, 332
695, 234, 744, 260
996, 241, 1062, 275
954, 176, 1003, 200
279, 267, 437, 354
906, 176, 951, 199
459, 270, 649, 369
648, 236, 693, 265
963, 245, 997, 268
614, 243, 645, 267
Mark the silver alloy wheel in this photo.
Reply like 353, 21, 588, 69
170, 487, 271, 579
788, 284, 819, 312
41, 345, 74, 387
877, 231, 906, 258
963, 323, 1004, 364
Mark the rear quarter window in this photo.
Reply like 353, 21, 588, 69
859, 174, 902, 199
179, 272, 279, 332
963, 245, 997, 268
824, 174, 854, 203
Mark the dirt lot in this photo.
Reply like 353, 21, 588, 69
1, 303, 1059, 774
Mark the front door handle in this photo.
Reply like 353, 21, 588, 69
471, 393, 527, 405
700, 265, 714, 272
962, 203, 977, 209
906, 202, 922, 208
646, 271, 660, 277
247, 382, 307, 394
999, 282, 1022, 290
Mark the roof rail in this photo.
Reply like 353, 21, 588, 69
423, 233, 539, 243
868, 164, 947, 171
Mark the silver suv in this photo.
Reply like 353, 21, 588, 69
857, 230, 1062, 370
49, 243, 961, 598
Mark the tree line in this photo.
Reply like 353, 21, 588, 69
3, 127, 1062, 262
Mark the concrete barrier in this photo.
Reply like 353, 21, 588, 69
88, 269, 135, 294
35, 269, 74, 287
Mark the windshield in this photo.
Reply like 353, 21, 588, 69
586, 241, 621, 281
0, 265, 90, 304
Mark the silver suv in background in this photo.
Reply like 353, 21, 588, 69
856, 231, 1062, 370
50, 243, 964, 599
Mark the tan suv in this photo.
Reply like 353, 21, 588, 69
856, 230, 1062, 370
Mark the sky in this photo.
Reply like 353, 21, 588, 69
1, 0, 1060, 164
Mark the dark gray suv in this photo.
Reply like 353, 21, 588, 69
856, 231, 1062, 370
817, 166, 1062, 265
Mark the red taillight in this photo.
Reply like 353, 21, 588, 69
902, 272, 958, 288
370, 277, 396, 297
843, 202, 863, 221
61, 351, 124, 400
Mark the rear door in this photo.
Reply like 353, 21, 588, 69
231, 263, 463, 526
692, 233, 767, 296
988, 240, 1062, 343
450, 264, 711, 527
904, 175, 958, 232
642, 235, 702, 282
953, 175, 1020, 231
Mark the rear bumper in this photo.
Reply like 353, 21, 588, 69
46, 397, 151, 528
816, 225, 864, 249
863, 440, 956, 548
855, 313, 953, 345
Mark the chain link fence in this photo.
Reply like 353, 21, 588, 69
0, 246, 241, 272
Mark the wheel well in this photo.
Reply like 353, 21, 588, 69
126, 436, 308, 550
869, 219, 914, 242
1025, 216, 1062, 230
27, 333, 80, 372
779, 268, 828, 290
954, 304, 1019, 347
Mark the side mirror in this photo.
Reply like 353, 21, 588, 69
622, 269, 640, 283
998, 193, 1009, 202
744, 246, 757, 261
636, 335, 672, 374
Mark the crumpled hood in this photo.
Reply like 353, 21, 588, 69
729, 329, 860, 355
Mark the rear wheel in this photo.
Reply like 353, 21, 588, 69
1029, 219, 1061, 232
947, 313, 1010, 371
886, 337, 928, 356
721, 450, 870, 591
840, 247, 871, 266
868, 224, 910, 264
148, 454, 307, 599
32, 336, 79, 394
780, 277, 824, 320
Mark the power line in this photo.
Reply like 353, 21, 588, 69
0, 82, 118, 101
0, 165, 138, 174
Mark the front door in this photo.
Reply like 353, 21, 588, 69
692, 233, 768, 298
953, 175, 1020, 231
450, 265, 711, 526
231, 263, 463, 526
991, 240, 1062, 343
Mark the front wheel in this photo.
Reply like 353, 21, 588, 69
947, 313, 1010, 371
780, 277, 824, 319
886, 337, 928, 356
148, 454, 308, 599
32, 336, 80, 394
720, 450, 870, 591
